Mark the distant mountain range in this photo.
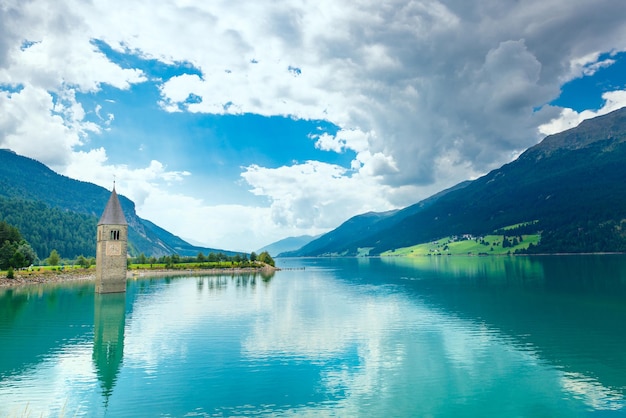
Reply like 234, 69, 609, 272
256, 235, 320, 257
0, 149, 240, 259
283, 107, 626, 256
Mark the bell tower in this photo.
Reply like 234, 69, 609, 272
95, 185, 128, 293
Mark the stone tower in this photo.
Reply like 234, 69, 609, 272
95, 186, 128, 293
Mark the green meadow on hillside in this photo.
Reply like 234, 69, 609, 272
381, 233, 540, 257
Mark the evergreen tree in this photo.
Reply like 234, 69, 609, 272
0, 241, 17, 270
0, 221, 21, 243
0, 221, 36, 269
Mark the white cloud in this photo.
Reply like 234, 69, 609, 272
0, 2, 146, 169
312, 132, 346, 153
9, 37, 145, 92
139, 195, 275, 252
158, 73, 205, 112
313, 128, 372, 155
241, 161, 396, 230
60, 149, 259, 250
62, 149, 191, 207
539, 90, 626, 136
565, 51, 618, 81
0, 84, 83, 166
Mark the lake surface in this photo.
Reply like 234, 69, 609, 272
1, 255, 626, 417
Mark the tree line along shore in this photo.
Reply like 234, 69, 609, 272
1, 218, 277, 287
1, 219, 275, 275
0, 261, 279, 288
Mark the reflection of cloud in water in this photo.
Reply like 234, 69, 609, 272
0, 341, 98, 417
123, 276, 270, 371
243, 281, 404, 361
0, 271, 623, 417
561, 372, 625, 411
240, 272, 625, 416
119, 273, 626, 415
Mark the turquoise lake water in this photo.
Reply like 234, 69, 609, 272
1, 255, 626, 417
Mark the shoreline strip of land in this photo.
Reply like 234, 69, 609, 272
0, 265, 278, 289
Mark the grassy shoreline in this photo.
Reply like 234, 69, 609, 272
0, 264, 278, 288
381, 234, 540, 257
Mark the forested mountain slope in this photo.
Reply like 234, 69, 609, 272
289, 107, 626, 256
0, 149, 236, 259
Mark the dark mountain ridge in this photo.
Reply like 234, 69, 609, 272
288, 107, 626, 256
0, 149, 238, 259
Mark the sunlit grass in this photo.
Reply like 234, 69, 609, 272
382, 234, 540, 256
2, 264, 94, 277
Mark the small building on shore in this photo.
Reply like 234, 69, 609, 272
95, 186, 128, 293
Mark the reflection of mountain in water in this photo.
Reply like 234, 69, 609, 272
93, 293, 126, 402
332, 255, 626, 394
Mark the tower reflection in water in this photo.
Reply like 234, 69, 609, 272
93, 292, 126, 402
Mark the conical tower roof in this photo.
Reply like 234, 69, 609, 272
98, 187, 127, 226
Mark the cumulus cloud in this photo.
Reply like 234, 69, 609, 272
0, 84, 85, 166
9, 36, 145, 92
62, 148, 191, 207
0, 1, 147, 169
539, 90, 626, 136
241, 161, 396, 229
139, 198, 278, 252
122, 0, 625, 194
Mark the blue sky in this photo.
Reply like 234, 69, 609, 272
552, 51, 626, 111
1, 1, 626, 251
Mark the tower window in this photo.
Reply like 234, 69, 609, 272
110, 230, 120, 240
